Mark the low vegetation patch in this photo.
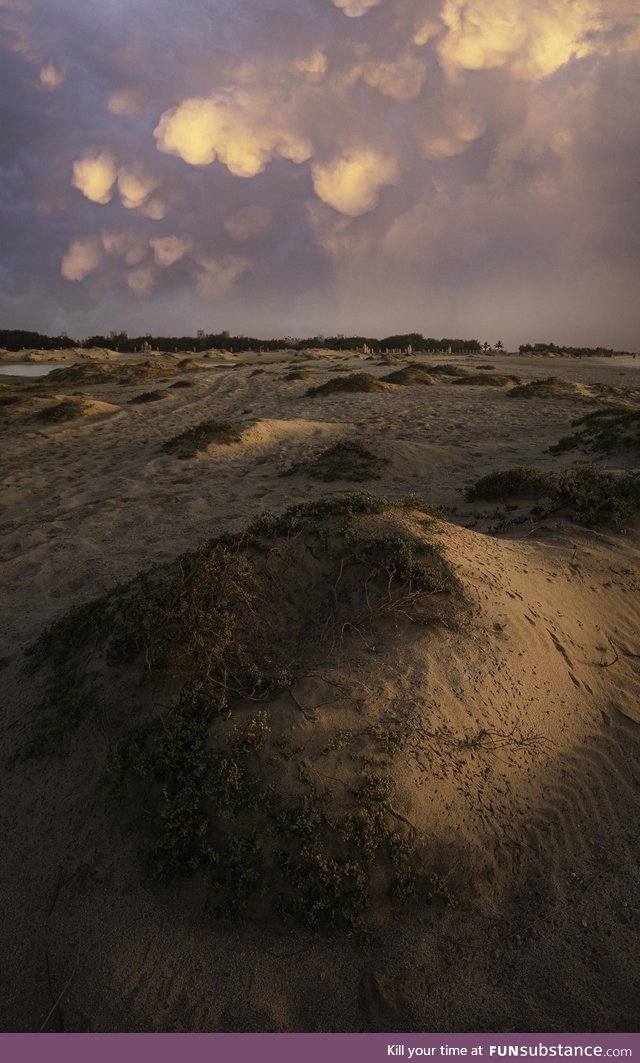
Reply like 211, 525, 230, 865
128, 390, 169, 404
24, 493, 457, 937
307, 372, 387, 397
162, 419, 242, 457
451, 373, 520, 387
285, 368, 313, 381
549, 407, 640, 455
283, 440, 389, 482
34, 398, 85, 423
466, 467, 554, 502
380, 364, 436, 386
170, 379, 197, 389
467, 463, 640, 527
508, 376, 580, 399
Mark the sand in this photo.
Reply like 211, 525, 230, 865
0, 349, 639, 1032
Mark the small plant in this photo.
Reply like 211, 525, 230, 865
162, 419, 242, 457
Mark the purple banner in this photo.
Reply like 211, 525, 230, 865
1, 1034, 639, 1063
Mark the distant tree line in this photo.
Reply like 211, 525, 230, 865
2, 328, 482, 354
519, 342, 632, 357
0, 329, 77, 351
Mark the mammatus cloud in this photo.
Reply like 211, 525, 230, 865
154, 92, 312, 176
38, 60, 66, 89
117, 166, 160, 209
332, 0, 383, 17
312, 148, 398, 216
61, 236, 103, 281
150, 234, 192, 268
106, 87, 148, 116
71, 152, 117, 205
1, 0, 639, 348
194, 256, 250, 299
224, 204, 272, 241
127, 265, 157, 297
438, 0, 638, 79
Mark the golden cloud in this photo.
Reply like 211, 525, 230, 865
311, 148, 398, 216
71, 151, 117, 204
61, 235, 103, 280
150, 234, 192, 268
154, 92, 312, 177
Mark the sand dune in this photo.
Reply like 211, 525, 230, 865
0, 351, 639, 1031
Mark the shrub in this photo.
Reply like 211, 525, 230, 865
128, 390, 169, 404
380, 364, 436, 386
34, 399, 84, 423
549, 407, 640, 455
508, 376, 579, 399
283, 440, 388, 482
162, 419, 242, 457
466, 467, 554, 502
307, 372, 386, 396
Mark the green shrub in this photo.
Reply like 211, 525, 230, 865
162, 419, 242, 457
466, 467, 554, 501
380, 364, 436, 386
128, 390, 169, 404
307, 372, 386, 396
34, 399, 84, 423
549, 407, 640, 455
283, 440, 388, 482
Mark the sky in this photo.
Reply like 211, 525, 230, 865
0, 0, 639, 348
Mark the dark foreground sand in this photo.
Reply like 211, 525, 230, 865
1, 349, 639, 1031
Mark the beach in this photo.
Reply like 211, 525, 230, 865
1, 347, 639, 1032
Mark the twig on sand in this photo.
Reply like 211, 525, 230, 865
39, 938, 81, 1033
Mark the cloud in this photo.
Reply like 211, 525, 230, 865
101, 229, 148, 266
106, 86, 148, 116
61, 236, 103, 281
437, 0, 638, 80
117, 165, 160, 209
332, 0, 383, 17
150, 234, 192, 267
38, 60, 66, 89
194, 255, 250, 299
362, 52, 427, 101
154, 91, 312, 176
127, 265, 157, 297
72, 151, 117, 204
311, 148, 399, 216
224, 204, 272, 241
295, 49, 328, 79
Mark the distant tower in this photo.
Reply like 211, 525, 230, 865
197, 329, 205, 339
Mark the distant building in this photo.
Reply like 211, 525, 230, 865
197, 329, 205, 339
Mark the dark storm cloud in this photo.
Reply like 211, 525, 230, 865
0, 0, 638, 344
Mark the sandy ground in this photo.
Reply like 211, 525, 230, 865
0, 350, 639, 1032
